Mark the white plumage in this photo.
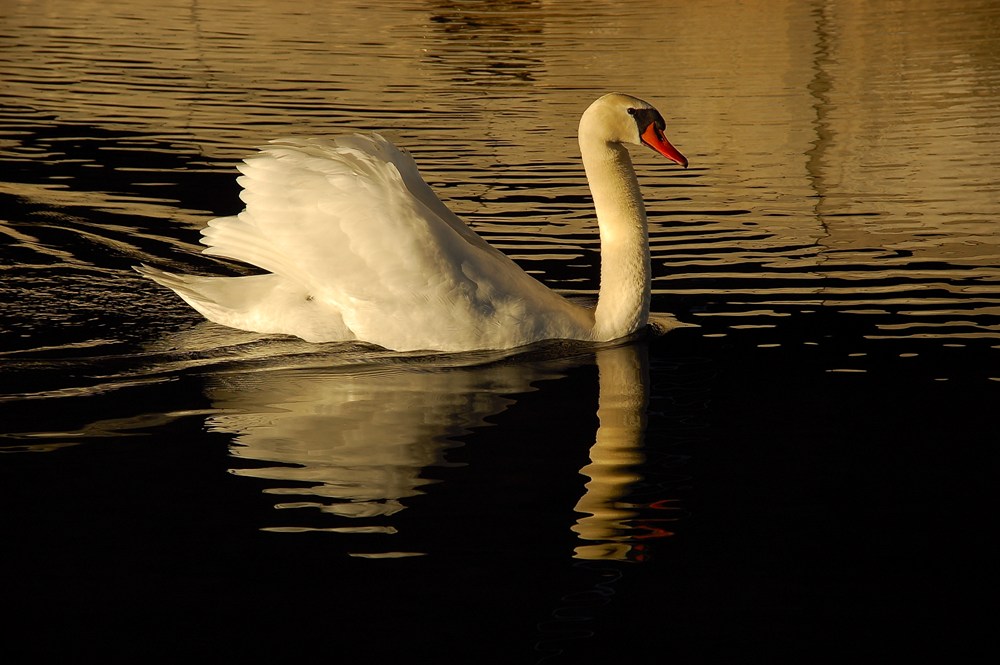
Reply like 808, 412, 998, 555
138, 93, 687, 352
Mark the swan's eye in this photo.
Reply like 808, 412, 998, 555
627, 107, 637, 116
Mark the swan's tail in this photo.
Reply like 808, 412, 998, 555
134, 264, 237, 322
134, 265, 352, 342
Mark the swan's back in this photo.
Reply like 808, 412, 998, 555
142, 135, 591, 351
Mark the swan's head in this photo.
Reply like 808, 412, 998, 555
580, 93, 688, 168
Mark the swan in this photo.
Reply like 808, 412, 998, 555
137, 93, 687, 352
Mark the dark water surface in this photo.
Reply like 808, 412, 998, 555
2, 0, 998, 662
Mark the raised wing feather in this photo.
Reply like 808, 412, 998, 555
198, 135, 582, 350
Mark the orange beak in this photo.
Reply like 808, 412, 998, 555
641, 123, 688, 168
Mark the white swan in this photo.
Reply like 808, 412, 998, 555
137, 93, 687, 352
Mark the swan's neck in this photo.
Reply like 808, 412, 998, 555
581, 139, 651, 341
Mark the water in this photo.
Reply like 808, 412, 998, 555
2, 0, 997, 661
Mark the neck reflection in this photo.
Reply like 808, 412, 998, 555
573, 343, 649, 561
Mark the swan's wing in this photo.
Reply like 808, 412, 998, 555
199, 134, 567, 349
202, 134, 493, 289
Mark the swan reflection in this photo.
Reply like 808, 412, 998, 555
572, 344, 649, 561
207, 360, 550, 528
202, 341, 659, 560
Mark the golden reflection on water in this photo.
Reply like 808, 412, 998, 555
572, 344, 649, 561
206, 361, 534, 532
201, 344, 654, 559
4, 0, 997, 347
